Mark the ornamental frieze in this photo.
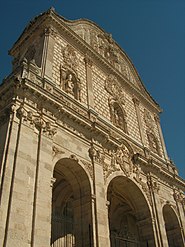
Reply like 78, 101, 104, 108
16, 105, 57, 137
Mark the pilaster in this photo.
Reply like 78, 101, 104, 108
154, 114, 169, 161
89, 144, 110, 247
84, 56, 94, 109
132, 97, 146, 146
41, 27, 56, 80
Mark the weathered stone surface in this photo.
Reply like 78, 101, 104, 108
0, 8, 184, 247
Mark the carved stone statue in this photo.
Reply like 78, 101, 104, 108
65, 74, 74, 95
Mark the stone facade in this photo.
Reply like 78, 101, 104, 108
0, 8, 184, 247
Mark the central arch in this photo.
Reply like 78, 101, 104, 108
107, 176, 155, 247
51, 158, 93, 247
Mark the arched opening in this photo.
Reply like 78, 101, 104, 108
163, 204, 184, 247
51, 158, 92, 247
110, 101, 128, 133
107, 176, 155, 247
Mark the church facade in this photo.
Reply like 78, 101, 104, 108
0, 8, 184, 247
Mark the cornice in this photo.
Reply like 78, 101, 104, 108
133, 153, 185, 191
1, 76, 184, 192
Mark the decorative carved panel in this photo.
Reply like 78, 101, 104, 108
105, 74, 125, 104
62, 45, 78, 69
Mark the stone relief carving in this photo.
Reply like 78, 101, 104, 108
60, 46, 81, 101
74, 28, 138, 84
147, 174, 160, 194
144, 109, 154, 131
60, 70, 81, 101
143, 109, 160, 156
105, 74, 128, 132
52, 146, 65, 157
147, 131, 160, 155
105, 74, 125, 104
173, 189, 185, 205
114, 144, 133, 176
62, 45, 78, 69
16, 105, 57, 137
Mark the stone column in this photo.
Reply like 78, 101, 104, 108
154, 114, 169, 161
89, 145, 110, 247
132, 97, 146, 146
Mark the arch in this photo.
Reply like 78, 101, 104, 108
51, 158, 93, 247
163, 204, 184, 247
107, 175, 155, 247
109, 99, 128, 133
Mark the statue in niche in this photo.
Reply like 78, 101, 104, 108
65, 74, 74, 95
61, 69, 81, 101
109, 100, 127, 132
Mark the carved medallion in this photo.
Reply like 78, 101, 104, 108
62, 45, 78, 69
105, 74, 125, 104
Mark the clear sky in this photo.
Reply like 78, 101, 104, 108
0, 0, 184, 178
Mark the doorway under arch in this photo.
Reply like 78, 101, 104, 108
51, 158, 93, 247
107, 176, 155, 247
163, 204, 184, 247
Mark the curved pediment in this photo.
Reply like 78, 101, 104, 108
10, 8, 160, 109
63, 18, 159, 108
67, 19, 140, 86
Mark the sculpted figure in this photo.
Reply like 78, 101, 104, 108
65, 74, 74, 95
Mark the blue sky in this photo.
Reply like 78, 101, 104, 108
0, 0, 184, 178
